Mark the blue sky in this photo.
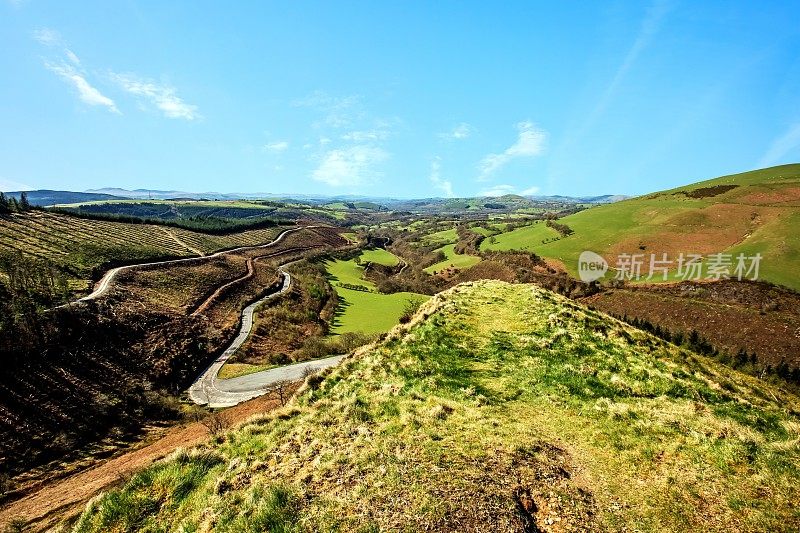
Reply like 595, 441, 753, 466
2, 1, 800, 198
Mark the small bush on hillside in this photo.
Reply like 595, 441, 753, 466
399, 299, 423, 323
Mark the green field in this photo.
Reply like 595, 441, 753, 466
480, 220, 557, 250
481, 165, 800, 290
423, 243, 481, 273
420, 227, 458, 245
75, 281, 800, 531
330, 287, 427, 334
340, 232, 359, 243
325, 258, 375, 290
359, 248, 400, 266
324, 255, 426, 334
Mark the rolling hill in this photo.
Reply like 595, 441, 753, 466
482, 164, 800, 291
3, 190, 125, 206
74, 281, 800, 532
0, 211, 284, 293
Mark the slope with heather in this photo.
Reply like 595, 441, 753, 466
74, 281, 800, 532
482, 164, 800, 290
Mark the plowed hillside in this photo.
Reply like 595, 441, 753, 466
0, 211, 284, 291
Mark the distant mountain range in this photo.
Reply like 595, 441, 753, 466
4, 188, 629, 208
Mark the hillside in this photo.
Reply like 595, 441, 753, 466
0, 211, 284, 292
483, 164, 800, 290
74, 281, 800, 532
3, 190, 124, 206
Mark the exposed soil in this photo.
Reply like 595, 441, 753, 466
0, 226, 349, 481
0, 388, 298, 532
581, 279, 800, 367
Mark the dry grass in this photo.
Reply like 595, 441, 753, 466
72, 281, 800, 532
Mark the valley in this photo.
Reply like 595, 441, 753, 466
0, 165, 799, 531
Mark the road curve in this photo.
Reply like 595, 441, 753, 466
60, 226, 316, 307
188, 263, 344, 408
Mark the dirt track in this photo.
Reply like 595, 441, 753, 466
0, 392, 294, 531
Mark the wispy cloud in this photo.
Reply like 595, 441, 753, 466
478, 121, 547, 180
429, 157, 454, 197
292, 90, 362, 129
478, 184, 540, 197
33, 27, 63, 46
65, 49, 81, 66
580, 0, 672, 139
0, 176, 32, 192
759, 123, 800, 168
35, 28, 119, 114
111, 73, 200, 120
479, 184, 517, 197
440, 122, 474, 141
45, 61, 120, 113
342, 128, 391, 142
312, 145, 388, 187
264, 141, 289, 153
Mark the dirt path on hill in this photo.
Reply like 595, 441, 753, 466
58, 226, 316, 307
162, 227, 205, 256
0, 392, 294, 532
190, 258, 255, 316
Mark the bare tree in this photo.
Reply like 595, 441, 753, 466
200, 411, 229, 437
271, 380, 292, 406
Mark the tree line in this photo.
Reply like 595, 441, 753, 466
613, 312, 800, 389
0, 191, 32, 214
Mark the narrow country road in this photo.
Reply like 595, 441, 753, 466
188, 262, 344, 408
59, 225, 316, 307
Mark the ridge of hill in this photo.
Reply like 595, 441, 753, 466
483, 164, 800, 290
74, 281, 800, 532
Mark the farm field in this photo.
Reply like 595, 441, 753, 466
481, 164, 800, 290
420, 226, 458, 245
423, 243, 481, 274
74, 281, 800, 531
359, 247, 400, 266
325, 257, 376, 290
330, 286, 428, 334
323, 254, 426, 334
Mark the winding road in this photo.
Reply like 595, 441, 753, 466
187, 262, 344, 408
61, 225, 314, 306
54, 224, 345, 407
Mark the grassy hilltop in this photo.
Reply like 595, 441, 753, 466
483, 164, 800, 290
75, 281, 800, 532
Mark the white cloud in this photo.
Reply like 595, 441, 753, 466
520, 186, 541, 196
292, 90, 362, 129
33, 27, 62, 46
429, 157, 454, 198
264, 141, 289, 153
480, 184, 517, 197
0, 176, 32, 191
478, 121, 547, 180
342, 129, 390, 142
759, 123, 800, 168
312, 145, 388, 187
440, 122, 474, 140
111, 73, 200, 120
45, 62, 120, 113
65, 49, 81, 66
